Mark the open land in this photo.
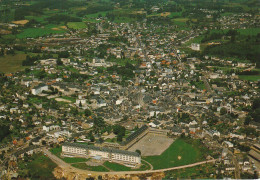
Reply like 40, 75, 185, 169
128, 133, 174, 156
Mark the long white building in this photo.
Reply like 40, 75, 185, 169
62, 143, 141, 166
31, 83, 48, 95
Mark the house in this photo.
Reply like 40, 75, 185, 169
171, 126, 182, 136
149, 120, 161, 128
223, 141, 234, 148
31, 84, 48, 95
191, 43, 200, 51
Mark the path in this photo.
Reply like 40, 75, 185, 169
44, 149, 216, 175
141, 159, 153, 170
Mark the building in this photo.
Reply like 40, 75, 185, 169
31, 83, 48, 95
191, 43, 200, 51
121, 125, 149, 150
62, 142, 141, 167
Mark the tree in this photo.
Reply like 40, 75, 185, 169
117, 134, 123, 142
135, 149, 141, 156
57, 58, 63, 66
220, 107, 227, 115
93, 117, 105, 130
42, 140, 46, 145
84, 109, 91, 117
90, 134, 95, 142
79, 101, 82, 108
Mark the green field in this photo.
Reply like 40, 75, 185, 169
143, 138, 202, 170
103, 161, 132, 171
17, 25, 66, 39
50, 146, 62, 156
169, 12, 182, 18
184, 35, 204, 46
63, 157, 89, 163
239, 75, 260, 81
0, 54, 27, 73
164, 163, 216, 179
72, 163, 109, 172
238, 28, 260, 36
67, 22, 87, 29
60, 96, 76, 103
18, 153, 57, 179
173, 18, 188, 22
103, 160, 150, 171
209, 28, 260, 36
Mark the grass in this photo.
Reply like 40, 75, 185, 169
103, 161, 150, 171
238, 28, 260, 36
209, 28, 260, 36
28, 97, 45, 104
143, 138, 202, 170
63, 157, 89, 163
239, 75, 260, 81
17, 25, 66, 39
164, 164, 216, 179
60, 96, 76, 103
173, 18, 188, 22
184, 35, 204, 46
0, 54, 27, 73
193, 81, 206, 90
169, 12, 182, 18
72, 163, 109, 172
67, 22, 87, 29
50, 146, 62, 156
18, 153, 57, 179
103, 161, 132, 171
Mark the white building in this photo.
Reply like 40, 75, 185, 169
62, 143, 141, 166
31, 84, 48, 95
191, 43, 200, 51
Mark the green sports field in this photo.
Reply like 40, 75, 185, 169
143, 138, 202, 170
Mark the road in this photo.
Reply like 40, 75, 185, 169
44, 149, 216, 175
201, 76, 215, 94
127, 23, 149, 62
228, 149, 241, 179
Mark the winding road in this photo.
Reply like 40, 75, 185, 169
44, 149, 216, 175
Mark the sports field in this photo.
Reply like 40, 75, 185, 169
128, 133, 174, 156
143, 138, 202, 170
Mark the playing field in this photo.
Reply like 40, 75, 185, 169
128, 133, 174, 156
143, 138, 202, 170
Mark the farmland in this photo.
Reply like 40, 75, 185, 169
67, 22, 87, 29
0, 54, 27, 73
17, 25, 66, 39
239, 75, 260, 81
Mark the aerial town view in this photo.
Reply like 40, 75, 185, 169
0, 0, 259, 179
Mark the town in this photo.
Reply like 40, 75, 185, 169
0, 0, 259, 179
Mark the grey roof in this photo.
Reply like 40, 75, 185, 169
63, 142, 140, 157
14, 145, 40, 156
121, 125, 149, 146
